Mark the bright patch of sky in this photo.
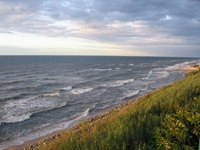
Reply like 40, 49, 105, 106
162, 15, 172, 20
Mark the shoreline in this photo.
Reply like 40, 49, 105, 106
4, 102, 128, 150
4, 62, 200, 150
178, 63, 200, 71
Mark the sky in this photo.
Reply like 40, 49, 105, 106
0, 0, 200, 57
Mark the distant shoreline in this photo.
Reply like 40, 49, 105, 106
178, 63, 200, 71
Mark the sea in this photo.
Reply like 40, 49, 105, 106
0, 56, 199, 149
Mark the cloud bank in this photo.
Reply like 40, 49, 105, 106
0, 0, 200, 56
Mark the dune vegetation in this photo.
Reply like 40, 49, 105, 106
29, 69, 200, 150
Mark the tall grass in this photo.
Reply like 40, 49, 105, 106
31, 70, 200, 150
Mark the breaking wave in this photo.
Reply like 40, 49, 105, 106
156, 71, 169, 78
142, 69, 170, 80
43, 92, 60, 97
141, 87, 148, 91
91, 68, 112, 71
0, 97, 67, 124
75, 104, 96, 120
142, 70, 153, 80
59, 86, 73, 92
70, 87, 94, 95
42, 86, 73, 97
101, 79, 134, 87
123, 90, 139, 99
165, 61, 198, 70
0, 113, 32, 125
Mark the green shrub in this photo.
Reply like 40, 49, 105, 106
155, 98, 200, 150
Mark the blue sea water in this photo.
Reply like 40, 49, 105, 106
0, 56, 199, 149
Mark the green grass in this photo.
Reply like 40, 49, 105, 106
31, 70, 200, 150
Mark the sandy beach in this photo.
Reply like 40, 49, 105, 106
178, 63, 200, 71
4, 62, 200, 150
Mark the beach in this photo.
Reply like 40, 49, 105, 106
178, 63, 200, 71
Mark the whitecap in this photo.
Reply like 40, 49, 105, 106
0, 96, 67, 124
59, 86, 73, 92
115, 79, 134, 85
75, 104, 96, 120
43, 92, 60, 97
165, 60, 198, 70
101, 79, 134, 88
142, 70, 153, 80
141, 87, 148, 91
123, 90, 139, 99
77, 108, 90, 119
142, 69, 169, 80
1, 113, 32, 124
70, 87, 93, 95
92, 68, 112, 71
156, 71, 169, 78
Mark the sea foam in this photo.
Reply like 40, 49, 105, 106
91, 68, 112, 71
43, 92, 60, 97
70, 87, 93, 95
101, 79, 134, 87
123, 90, 139, 98
59, 86, 73, 92
0, 113, 32, 124
0, 97, 67, 124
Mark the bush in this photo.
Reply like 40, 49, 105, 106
155, 98, 200, 150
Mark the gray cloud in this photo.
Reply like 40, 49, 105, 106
0, 0, 200, 56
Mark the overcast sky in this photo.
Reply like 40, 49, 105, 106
0, 0, 200, 57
